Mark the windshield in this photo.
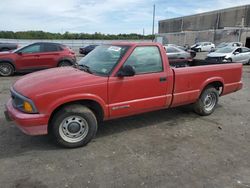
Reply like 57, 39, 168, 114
215, 47, 234, 53
217, 42, 227, 48
13, 44, 29, 53
78, 45, 129, 76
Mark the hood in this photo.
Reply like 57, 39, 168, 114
191, 44, 199, 48
13, 67, 107, 99
0, 51, 13, 57
207, 52, 230, 58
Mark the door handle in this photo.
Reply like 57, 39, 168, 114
159, 77, 167, 82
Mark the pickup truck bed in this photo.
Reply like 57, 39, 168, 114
171, 62, 242, 107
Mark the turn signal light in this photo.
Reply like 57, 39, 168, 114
23, 101, 33, 113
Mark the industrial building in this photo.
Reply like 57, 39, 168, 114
156, 5, 250, 47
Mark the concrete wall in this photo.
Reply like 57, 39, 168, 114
156, 28, 250, 46
159, 5, 250, 33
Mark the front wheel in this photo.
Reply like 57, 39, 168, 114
194, 87, 219, 116
51, 104, 98, 148
0, 62, 14, 76
226, 58, 232, 63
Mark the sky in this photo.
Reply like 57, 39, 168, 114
0, 0, 249, 35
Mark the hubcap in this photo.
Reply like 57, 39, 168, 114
59, 116, 89, 143
204, 93, 216, 112
68, 122, 81, 133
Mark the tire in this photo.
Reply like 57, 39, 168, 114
0, 62, 14, 76
194, 87, 219, 116
247, 59, 250, 65
198, 48, 201, 52
58, 61, 72, 67
50, 104, 98, 148
227, 58, 232, 63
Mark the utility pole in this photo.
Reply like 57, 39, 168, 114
152, 4, 155, 41
143, 28, 145, 40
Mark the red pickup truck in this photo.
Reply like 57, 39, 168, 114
5, 42, 242, 148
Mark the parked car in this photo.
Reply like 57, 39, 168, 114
0, 42, 18, 52
210, 42, 243, 52
164, 44, 196, 58
0, 42, 76, 76
79, 45, 98, 55
206, 47, 250, 64
164, 45, 192, 60
5, 43, 242, 148
191, 42, 215, 52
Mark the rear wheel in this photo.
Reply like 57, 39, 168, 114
0, 62, 14, 76
194, 87, 219, 116
50, 104, 98, 148
58, 61, 72, 67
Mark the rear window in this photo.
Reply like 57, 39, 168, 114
43, 43, 60, 52
242, 48, 250, 53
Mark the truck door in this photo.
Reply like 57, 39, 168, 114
108, 46, 169, 118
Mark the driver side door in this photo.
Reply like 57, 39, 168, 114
232, 48, 244, 63
15, 44, 42, 70
108, 46, 170, 118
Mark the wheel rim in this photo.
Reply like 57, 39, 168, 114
0, 64, 11, 76
59, 116, 89, 143
204, 93, 217, 112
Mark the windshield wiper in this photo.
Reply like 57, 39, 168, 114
78, 64, 93, 74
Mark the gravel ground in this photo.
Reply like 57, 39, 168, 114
0, 56, 250, 188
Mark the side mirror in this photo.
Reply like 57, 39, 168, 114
117, 65, 135, 77
17, 51, 22, 55
234, 51, 239, 55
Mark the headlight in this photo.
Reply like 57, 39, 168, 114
11, 88, 38, 113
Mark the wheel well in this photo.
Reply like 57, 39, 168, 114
48, 100, 104, 134
203, 81, 224, 95
57, 59, 72, 66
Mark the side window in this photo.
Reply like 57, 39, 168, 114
20, 44, 41, 54
43, 44, 59, 52
242, 48, 250, 53
166, 47, 179, 53
234, 48, 242, 53
123, 46, 163, 75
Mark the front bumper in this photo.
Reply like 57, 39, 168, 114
5, 99, 49, 135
